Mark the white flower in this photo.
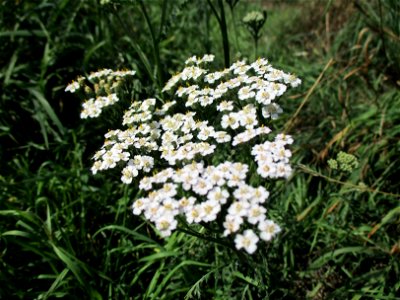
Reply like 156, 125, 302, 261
185, 55, 198, 65
200, 54, 215, 63
238, 111, 258, 129
179, 171, 199, 191
141, 156, 154, 172
205, 169, 226, 187
229, 60, 247, 70
198, 95, 214, 107
283, 73, 302, 87
238, 86, 255, 100
162, 198, 180, 215
258, 219, 281, 241
207, 187, 229, 204
153, 168, 174, 183
155, 100, 176, 115
198, 126, 215, 141
140, 98, 156, 111
275, 133, 294, 145
181, 66, 206, 81
192, 178, 213, 196
198, 142, 216, 156
223, 215, 243, 236
216, 100, 234, 112
178, 196, 196, 212
233, 184, 253, 201
227, 77, 243, 89
163, 74, 181, 92
234, 229, 259, 254
228, 201, 250, 217
121, 165, 139, 184
139, 176, 153, 190
247, 204, 267, 224
205, 71, 226, 84
264, 69, 284, 81
275, 146, 292, 162
155, 214, 177, 237
262, 103, 283, 119
251, 58, 269, 71
255, 88, 276, 105
255, 126, 272, 135
233, 128, 259, 146
230, 163, 249, 179
272, 83, 287, 96
200, 199, 221, 222
212, 131, 231, 143
233, 64, 251, 75
257, 162, 277, 178
221, 113, 240, 129
65, 81, 80, 93
144, 202, 162, 222
253, 186, 270, 203
91, 161, 102, 175
161, 183, 178, 198
93, 149, 106, 160
132, 198, 149, 215
186, 205, 203, 224
226, 174, 244, 187
88, 68, 112, 80
275, 162, 292, 178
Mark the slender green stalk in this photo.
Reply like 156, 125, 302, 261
138, 0, 163, 87
218, 0, 230, 67
206, 0, 230, 67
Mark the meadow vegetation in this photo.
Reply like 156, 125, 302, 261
1, 0, 399, 299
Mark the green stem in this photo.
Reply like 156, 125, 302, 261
158, 0, 168, 43
206, 0, 230, 67
206, 0, 221, 23
218, 0, 230, 67
138, 0, 163, 87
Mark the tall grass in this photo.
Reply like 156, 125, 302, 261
1, 0, 399, 299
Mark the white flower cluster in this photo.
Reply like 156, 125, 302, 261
133, 161, 281, 253
80, 93, 119, 119
65, 68, 136, 118
73, 54, 300, 254
252, 133, 294, 179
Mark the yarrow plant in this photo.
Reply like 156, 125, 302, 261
66, 54, 301, 254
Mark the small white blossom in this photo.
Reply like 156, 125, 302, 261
238, 86, 255, 100
155, 214, 177, 237
262, 103, 283, 119
216, 100, 234, 112
65, 81, 80, 93
258, 219, 281, 241
223, 215, 243, 236
234, 229, 259, 254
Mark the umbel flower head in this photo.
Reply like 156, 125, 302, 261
68, 54, 301, 254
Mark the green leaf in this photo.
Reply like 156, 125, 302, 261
28, 87, 65, 136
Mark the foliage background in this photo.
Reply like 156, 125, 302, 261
1, 0, 399, 299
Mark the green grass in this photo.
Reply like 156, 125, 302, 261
1, 0, 399, 299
